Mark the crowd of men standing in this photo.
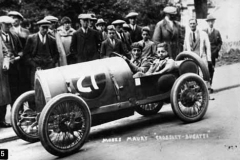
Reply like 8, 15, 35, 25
0, 5, 222, 127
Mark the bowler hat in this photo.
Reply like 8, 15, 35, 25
8, 11, 24, 20
206, 15, 216, 21
126, 12, 139, 19
44, 15, 58, 22
95, 18, 106, 26
112, 20, 126, 25
37, 19, 51, 26
0, 16, 14, 24
163, 6, 177, 15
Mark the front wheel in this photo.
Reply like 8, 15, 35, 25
135, 102, 163, 116
11, 90, 39, 143
38, 94, 91, 156
170, 73, 209, 123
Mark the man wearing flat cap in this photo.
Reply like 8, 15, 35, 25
88, 13, 97, 30
126, 12, 142, 43
96, 18, 108, 41
23, 19, 59, 88
44, 15, 59, 38
0, 16, 25, 105
70, 14, 101, 63
112, 20, 131, 57
205, 15, 222, 92
152, 6, 185, 60
8, 11, 30, 47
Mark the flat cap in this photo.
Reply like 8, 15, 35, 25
0, 16, 14, 24
78, 14, 92, 19
141, 26, 150, 33
44, 15, 58, 22
95, 18, 106, 26
123, 23, 130, 29
206, 15, 216, 21
112, 20, 126, 25
8, 11, 24, 20
163, 6, 177, 15
89, 14, 97, 21
126, 12, 139, 19
107, 25, 115, 31
36, 19, 51, 26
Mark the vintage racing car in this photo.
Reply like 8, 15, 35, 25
11, 51, 210, 156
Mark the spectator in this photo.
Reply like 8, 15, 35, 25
138, 26, 157, 59
88, 13, 97, 30
205, 15, 222, 92
70, 14, 101, 63
23, 19, 59, 88
44, 15, 59, 37
100, 25, 125, 58
122, 23, 132, 48
126, 12, 142, 43
57, 16, 76, 64
0, 16, 24, 105
146, 42, 175, 75
95, 18, 108, 41
0, 30, 11, 128
152, 6, 184, 59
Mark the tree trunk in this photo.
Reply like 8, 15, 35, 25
194, 0, 208, 19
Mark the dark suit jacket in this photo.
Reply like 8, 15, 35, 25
70, 28, 100, 63
205, 29, 222, 58
100, 38, 125, 58
130, 25, 142, 43
23, 33, 59, 67
152, 19, 185, 59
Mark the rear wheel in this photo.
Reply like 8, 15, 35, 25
171, 73, 209, 123
11, 90, 39, 143
38, 94, 91, 156
135, 102, 163, 116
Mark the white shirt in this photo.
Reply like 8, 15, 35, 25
1, 31, 9, 42
130, 24, 136, 30
81, 27, 88, 34
38, 32, 46, 43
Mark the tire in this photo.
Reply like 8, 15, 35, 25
11, 90, 39, 143
135, 102, 163, 116
170, 73, 209, 123
38, 94, 91, 157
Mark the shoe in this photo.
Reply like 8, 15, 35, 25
0, 121, 11, 128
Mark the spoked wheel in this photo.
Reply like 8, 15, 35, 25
11, 90, 39, 143
38, 94, 91, 157
171, 73, 209, 123
135, 102, 163, 116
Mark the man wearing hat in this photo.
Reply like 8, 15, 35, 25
112, 20, 131, 56
8, 11, 30, 46
23, 19, 59, 88
44, 15, 59, 37
70, 14, 101, 63
205, 15, 222, 92
0, 16, 24, 105
57, 16, 76, 64
126, 12, 142, 43
88, 13, 97, 30
95, 18, 108, 41
152, 6, 184, 60
0, 26, 11, 127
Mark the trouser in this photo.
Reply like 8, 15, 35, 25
209, 56, 216, 85
0, 105, 7, 122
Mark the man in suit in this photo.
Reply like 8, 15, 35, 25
96, 18, 108, 41
23, 19, 59, 88
100, 25, 125, 58
70, 14, 101, 63
152, 6, 184, 60
0, 16, 24, 105
0, 16, 12, 127
112, 20, 131, 58
184, 18, 212, 91
126, 12, 142, 43
205, 15, 222, 92
8, 11, 30, 46
44, 15, 59, 38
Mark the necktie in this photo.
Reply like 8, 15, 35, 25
5, 34, 9, 43
120, 33, 125, 42
193, 32, 196, 43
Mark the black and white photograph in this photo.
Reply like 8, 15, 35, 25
0, 0, 240, 159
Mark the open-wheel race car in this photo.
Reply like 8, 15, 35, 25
11, 51, 210, 156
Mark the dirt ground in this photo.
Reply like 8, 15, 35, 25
216, 49, 240, 67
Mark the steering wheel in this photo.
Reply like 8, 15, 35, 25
110, 52, 124, 58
